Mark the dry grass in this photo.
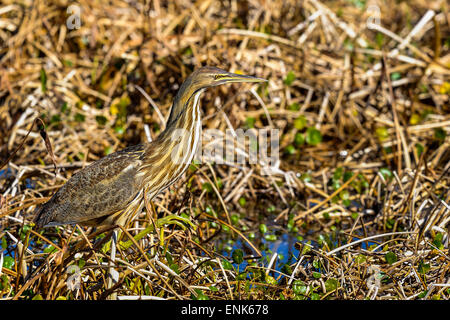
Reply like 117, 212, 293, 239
0, 0, 449, 300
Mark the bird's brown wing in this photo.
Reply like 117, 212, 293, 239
34, 144, 146, 227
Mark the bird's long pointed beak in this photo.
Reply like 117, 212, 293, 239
217, 72, 267, 84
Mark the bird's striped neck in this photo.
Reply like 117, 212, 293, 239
141, 89, 204, 197
161, 88, 203, 167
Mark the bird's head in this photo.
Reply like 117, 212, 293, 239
190, 66, 267, 88
166, 66, 266, 127
175, 66, 266, 100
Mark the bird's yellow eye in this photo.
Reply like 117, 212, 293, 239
214, 74, 227, 80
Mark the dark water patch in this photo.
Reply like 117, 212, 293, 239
0, 168, 14, 180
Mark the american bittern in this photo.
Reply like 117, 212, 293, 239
34, 66, 266, 229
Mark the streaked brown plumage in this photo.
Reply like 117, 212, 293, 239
34, 66, 266, 228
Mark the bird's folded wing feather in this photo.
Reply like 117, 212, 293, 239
34, 145, 146, 227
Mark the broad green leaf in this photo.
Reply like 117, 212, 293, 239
385, 251, 397, 265
292, 280, 307, 295
2, 256, 14, 269
306, 127, 322, 146
259, 224, 268, 234
222, 259, 233, 270
294, 116, 307, 130
284, 71, 296, 86
294, 133, 305, 146
232, 249, 244, 265
264, 234, 277, 241
325, 278, 339, 292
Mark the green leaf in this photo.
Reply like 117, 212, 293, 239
385, 218, 395, 229
288, 103, 300, 111
192, 289, 209, 300
333, 167, 343, 181
355, 254, 366, 264
232, 249, 244, 265
418, 291, 428, 298
259, 223, 268, 234
343, 38, 354, 50
44, 245, 57, 254
306, 127, 322, 146
418, 261, 430, 274
78, 258, 86, 269
202, 182, 213, 193
294, 133, 305, 146
104, 146, 113, 155
95, 115, 108, 125
287, 218, 295, 231
61, 102, 69, 113
284, 71, 296, 86
339, 190, 350, 201
20, 224, 32, 241
301, 241, 312, 255
332, 180, 341, 191
434, 128, 446, 141
50, 114, 61, 124
222, 259, 233, 270
165, 252, 173, 264
222, 224, 230, 233
40, 68, 47, 93
209, 221, 218, 228
385, 251, 397, 265
74, 113, 85, 122
379, 168, 393, 182
343, 171, 354, 182
415, 143, 424, 158
433, 233, 444, 250
114, 125, 124, 135
2, 256, 14, 269
266, 275, 277, 285
264, 234, 277, 241
390, 72, 402, 81
376, 127, 389, 141
170, 263, 180, 274
245, 117, 256, 128
237, 272, 247, 280
300, 173, 312, 182
238, 197, 246, 207
313, 259, 321, 269
310, 292, 320, 300
183, 46, 193, 56
375, 32, 384, 47
325, 278, 339, 292
348, 0, 366, 9
294, 116, 307, 130
205, 206, 214, 215
409, 113, 421, 125
312, 271, 322, 279
292, 280, 308, 295
284, 144, 296, 155
281, 264, 293, 275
